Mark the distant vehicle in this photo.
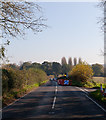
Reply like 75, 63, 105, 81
50, 78, 53, 81
57, 76, 72, 86
54, 77, 57, 81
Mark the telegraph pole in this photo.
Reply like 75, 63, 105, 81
104, 1, 106, 95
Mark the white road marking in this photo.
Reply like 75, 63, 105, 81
55, 88, 57, 94
76, 87, 88, 94
85, 94, 106, 112
83, 88, 89, 92
76, 87, 106, 112
52, 96, 56, 109
55, 85, 58, 93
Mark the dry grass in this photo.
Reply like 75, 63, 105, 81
92, 77, 105, 84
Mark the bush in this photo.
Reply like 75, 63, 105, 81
68, 62, 94, 85
2, 67, 48, 107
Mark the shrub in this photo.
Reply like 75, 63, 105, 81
2, 67, 48, 107
69, 62, 94, 85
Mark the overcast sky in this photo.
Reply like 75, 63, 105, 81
6, 2, 104, 65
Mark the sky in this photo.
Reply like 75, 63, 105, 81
6, 2, 104, 65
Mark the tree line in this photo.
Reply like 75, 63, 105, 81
1, 57, 104, 106
2, 57, 104, 77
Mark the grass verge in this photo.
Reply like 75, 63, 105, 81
2, 80, 48, 108
89, 89, 106, 108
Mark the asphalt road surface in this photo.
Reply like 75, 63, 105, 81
2, 81, 106, 120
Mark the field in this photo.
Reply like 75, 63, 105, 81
84, 77, 106, 88
92, 77, 105, 84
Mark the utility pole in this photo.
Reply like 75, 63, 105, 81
104, 1, 106, 94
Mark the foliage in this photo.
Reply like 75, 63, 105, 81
78, 57, 82, 64
92, 63, 104, 77
90, 90, 106, 105
61, 64, 70, 74
2, 67, 48, 107
73, 57, 77, 66
20, 62, 32, 70
2, 63, 19, 70
0, 2, 47, 38
41, 61, 53, 75
69, 62, 94, 84
68, 57, 73, 71
52, 62, 62, 76
68, 57, 72, 66
61, 57, 67, 65
0, 41, 10, 62
0, 1, 47, 61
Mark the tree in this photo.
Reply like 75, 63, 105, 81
52, 62, 62, 76
2, 63, 19, 70
20, 62, 32, 70
78, 57, 82, 64
61, 64, 70, 74
41, 61, 52, 75
68, 57, 73, 71
69, 62, 94, 84
0, 1, 47, 60
31, 62, 41, 69
68, 57, 72, 66
61, 57, 67, 65
92, 63, 104, 77
61, 57, 70, 74
74, 57, 77, 66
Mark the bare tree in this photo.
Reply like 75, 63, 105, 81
0, 1, 47, 61
0, 2, 47, 38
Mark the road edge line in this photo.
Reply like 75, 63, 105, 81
85, 94, 106, 112
76, 87, 106, 113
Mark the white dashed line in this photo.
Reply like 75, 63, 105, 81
52, 96, 56, 109
55, 85, 58, 94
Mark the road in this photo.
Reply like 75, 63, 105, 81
2, 81, 106, 120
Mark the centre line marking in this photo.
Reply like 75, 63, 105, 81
55, 88, 57, 94
52, 96, 56, 109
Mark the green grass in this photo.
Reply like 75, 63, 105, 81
90, 89, 106, 105
86, 77, 106, 105
83, 77, 106, 88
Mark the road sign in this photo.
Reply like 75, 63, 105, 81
64, 80, 69, 85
